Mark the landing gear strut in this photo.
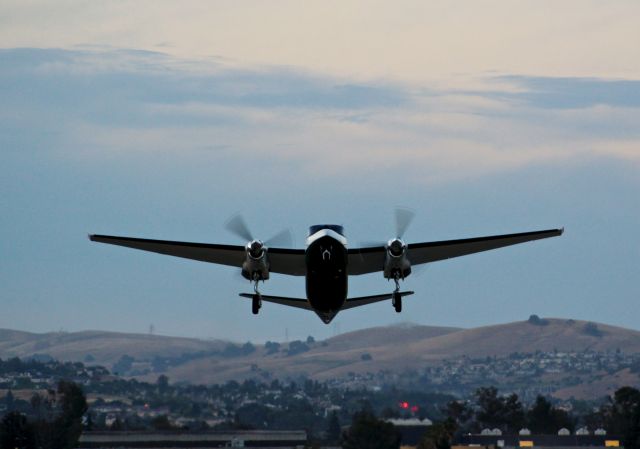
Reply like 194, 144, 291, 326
392, 273, 402, 313
251, 273, 262, 315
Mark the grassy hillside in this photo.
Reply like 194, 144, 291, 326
1, 318, 639, 390
0, 329, 227, 365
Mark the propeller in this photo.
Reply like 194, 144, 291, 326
392, 207, 428, 277
225, 214, 253, 242
394, 207, 415, 239
225, 213, 293, 248
264, 228, 294, 248
359, 207, 416, 248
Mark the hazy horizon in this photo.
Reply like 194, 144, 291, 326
2, 316, 640, 344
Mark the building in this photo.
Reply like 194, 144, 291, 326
456, 432, 622, 449
78, 430, 307, 448
386, 418, 433, 446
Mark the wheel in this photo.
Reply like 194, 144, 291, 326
393, 293, 402, 313
252, 294, 261, 315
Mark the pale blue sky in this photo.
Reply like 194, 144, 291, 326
1, 2, 639, 342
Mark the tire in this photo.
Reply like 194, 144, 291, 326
252, 295, 261, 315
393, 293, 402, 313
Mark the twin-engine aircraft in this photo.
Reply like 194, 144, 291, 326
89, 211, 563, 323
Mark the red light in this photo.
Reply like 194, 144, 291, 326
411, 406, 419, 413
399, 401, 409, 409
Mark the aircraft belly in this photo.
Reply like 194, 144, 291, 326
305, 236, 348, 313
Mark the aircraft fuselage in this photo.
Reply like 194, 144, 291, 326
305, 225, 348, 323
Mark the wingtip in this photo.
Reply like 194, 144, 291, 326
559, 227, 565, 235
88, 234, 95, 241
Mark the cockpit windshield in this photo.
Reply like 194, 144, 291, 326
308, 224, 344, 236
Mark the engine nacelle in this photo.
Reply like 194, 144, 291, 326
242, 239, 270, 281
383, 238, 411, 280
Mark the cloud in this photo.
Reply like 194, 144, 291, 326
1, 48, 638, 189
488, 75, 640, 109
2, 1, 640, 80
0, 48, 406, 113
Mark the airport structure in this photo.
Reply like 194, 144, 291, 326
385, 418, 433, 446
454, 430, 622, 449
78, 430, 307, 448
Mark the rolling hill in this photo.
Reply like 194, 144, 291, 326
1, 318, 639, 392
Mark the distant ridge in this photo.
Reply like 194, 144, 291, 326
0, 329, 227, 365
1, 318, 639, 388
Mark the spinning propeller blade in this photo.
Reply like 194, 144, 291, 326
265, 229, 294, 248
359, 207, 416, 248
225, 213, 293, 247
225, 214, 253, 242
395, 207, 415, 239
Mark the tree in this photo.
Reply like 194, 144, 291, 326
54, 380, 89, 449
151, 415, 174, 431
502, 394, 526, 432
381, 407, 401, 419
112, 354, 135, 374
58, 380, 88, 424
445, 400, 473, 430
265, 341, 281, 355
342, 410, 400, 449
528, 315, 549, 326
3, 391, 15, 412
605, 387, 640, 449
527, 395, 573, 434
0, 412, 35, 449
326, 411, 341, 444
287, 340, 310, 356
583, 322, 603, 337
475, 387, 504, 429
110, 417, 123, 431
417, 419, 456, 449
157, 374, 170, 394
474, 387, 524, 434
241, 342, 256, 355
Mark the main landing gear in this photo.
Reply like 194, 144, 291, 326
392, 274, 402, 313
251, 274, 262, 315
252, 294, 262, 315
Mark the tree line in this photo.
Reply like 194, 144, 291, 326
338, 386, 640, 449
0, 381, 87, 449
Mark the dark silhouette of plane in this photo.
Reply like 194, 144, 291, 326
90, 211, 563, 323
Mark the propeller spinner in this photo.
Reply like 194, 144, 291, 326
224, 214, 294, 304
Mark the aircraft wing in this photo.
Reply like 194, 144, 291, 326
89, 235, 307, 276
239, 291, 414, 311
347, 228, 563, 275
342, 291, 414, 310
239, 293, 312, 310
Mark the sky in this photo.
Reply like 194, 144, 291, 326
1, 1, 639, 342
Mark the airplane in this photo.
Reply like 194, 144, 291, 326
89, 211, 563, 323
